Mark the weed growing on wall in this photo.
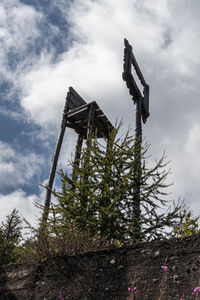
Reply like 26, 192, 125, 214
127, 265, 200, 300
173, 209, 199, 237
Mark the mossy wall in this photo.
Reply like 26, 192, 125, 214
1, 234, 200, 299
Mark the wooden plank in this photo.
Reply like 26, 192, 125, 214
72, 134, 84, 182
66, 93, 114, 139
68, 87, 87, 110
122, 38, 132, 82
66, 105, 89, 118
42, 124, 66, 223
97, 114, 105, 118
131, 51, 147, 87
122, 39, 150, 123
95, 116, 109, 138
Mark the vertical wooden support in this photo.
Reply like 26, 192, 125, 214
42, 126, 66, 223
84, 103, 96, 172
123, 38, 150, 240
72, 133, 84, 182
42, 94, 69, 223
86, 103, 95, 140
81, 104, 96, 212
134, 98, 142, 139
133, 96, 142, 240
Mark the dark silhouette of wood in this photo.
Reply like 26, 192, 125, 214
72, 133, 84, 182
42, 87, 114, 223
42, 92, 70, 223
122, 38, 150, 240
65, 100, 113, 139
122, 38, 150, 123
86, 103, 96, 139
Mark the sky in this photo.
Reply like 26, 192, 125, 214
1, 0, 200, 227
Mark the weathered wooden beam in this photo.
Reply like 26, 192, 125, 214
65, 105, 89, 117
122, 38, 150, 240
42, 125, 66, 223
42, 93, 70, 223
68, 86, 87, 110
122, 38, 150, 123
72, 134, 84, 182
86, 103, 96, 140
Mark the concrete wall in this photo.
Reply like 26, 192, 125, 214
0, 234, 200, 299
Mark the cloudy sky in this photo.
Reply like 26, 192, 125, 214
1, 0, 200, 227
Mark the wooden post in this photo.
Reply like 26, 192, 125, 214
122, 38, 150, 241
42, 95, 69, 223
72, 133, 84, 182
133, 96, 142, 240
87, 103, 95, 140
42, 126, 66, 223
134, 98, 142, 139
81, 104, 95, 212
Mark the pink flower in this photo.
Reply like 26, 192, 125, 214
161, 265, 168, 272
128, 286, 137, 294
57, 293, 64, 300
192, 286, 200, 295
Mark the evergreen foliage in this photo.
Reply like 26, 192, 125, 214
173, 208, 199, 237
0, 125, 199, 265
0, 209, 22, 265
49, 122, 187, 242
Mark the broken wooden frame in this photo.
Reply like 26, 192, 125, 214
122, 38, 150, 123
122, 38, 150, 240
42, 87, 114, 222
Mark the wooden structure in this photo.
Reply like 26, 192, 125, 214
42, 87, 114, 222
122, 38, 149, 127
122, 38, 150, 239
65, 88, 113, 139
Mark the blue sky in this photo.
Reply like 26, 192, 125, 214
1, 0, 200, 226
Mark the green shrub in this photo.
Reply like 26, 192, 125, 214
173, 208, 199, 237
0, 209, 22, 265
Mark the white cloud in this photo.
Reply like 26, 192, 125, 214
2, 0, 200, 216
0, 0, 43, 84
18, 0, 172, 129
0, 141, 44, 190
171, 123, 200, 204
0, 189, 41, 228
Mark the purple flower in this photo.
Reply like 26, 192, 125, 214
161, 265, 168, 272
57, 293, 64, 300
192, 286, 200, 295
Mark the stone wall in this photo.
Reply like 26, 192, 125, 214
1, 234, 200, 299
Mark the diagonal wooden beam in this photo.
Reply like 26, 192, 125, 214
42, 92, 70, 223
